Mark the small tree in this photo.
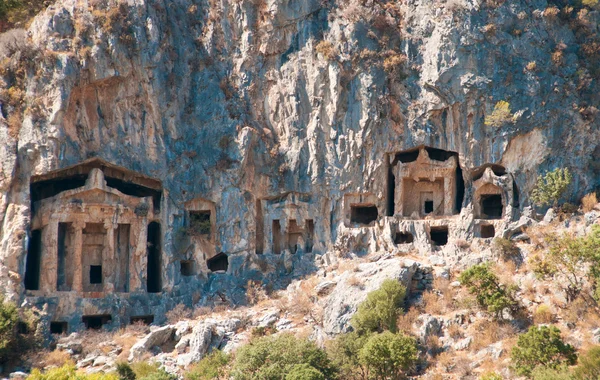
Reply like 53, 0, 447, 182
531, 168, 572, 208
358, 331, 417, 379
117, 362, 137, 380
0, 296, 18, 364
572, 345, 600, 380
511, 325, 577, 377
485, 101, 513, 127
459, 264, 518, 319
351, 279, 406, 334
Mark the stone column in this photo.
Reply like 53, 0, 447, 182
443, 177, 453, 216
40, 220, 58, 293
71, 221, 85, 292
103, 220, 116, 293
130, 219, 147, 292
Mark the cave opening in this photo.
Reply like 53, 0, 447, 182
430, 226, 448, 246
480, 224, 495, 238
130, 315, 154, 325
350, 205, 378, 225
180, 260, 195, 276
147, 222, 162, 293
82, 314, 112, 330
481, 194, 503, 219
50, 321, 68, 335
207, 253, 228, 272
24, 229, 42, 291
394, 232, 414, 244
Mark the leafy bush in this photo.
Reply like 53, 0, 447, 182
480, 372, 503, 380
117, 363, 136, 380
327, 332, 370, 379
138, 371, 176, 380
27, 363, 118, 380
0, 296, 18, 363
511, 325, 577, 377
230, 334, 337, 380
530, 366, 571, 380
131, 362, 174, 380
284, 364, 325, 380
458, 264, 518, 318
572, 345, 600, 379
485, 101, 513, 127
351, 279, 406, 334
531, 168, 573, 208
185, 351, 230, 380
358, 331, 417, 379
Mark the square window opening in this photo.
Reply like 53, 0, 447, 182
430, 226, 449, 246
90, 265, 102, 284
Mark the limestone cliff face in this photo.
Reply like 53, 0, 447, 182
0, 0, 599, 322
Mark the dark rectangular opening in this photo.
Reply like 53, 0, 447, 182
480, 224, 495, 238
180, 260, 195, 276
306, 219, 314, 252
207, 252, 228, 272
90, 265, 102, 284
147, 222, 162, 293
424, 200, 434, 214
130, 315, 154, 325
481, 194, 503, 219
272, 220, 282, 254
394, 232, 414, 244
82, 314, 112, 330
386, 166, 395, 216
17, 322, 29, 334
25, 229, 42, 291
350, 205, 378, 225
430, 226, 448, 246
50, 321, 68, 335
189, 211, 211, 235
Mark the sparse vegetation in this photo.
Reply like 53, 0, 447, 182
492, 237, 520, 261
485, 101, 513, 127
511, 325, 577, 377
315, 40, 336, 61
581, 192, 597, 212
531, 168, 573, 208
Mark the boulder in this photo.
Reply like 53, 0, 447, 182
128, 325, 176, 362
323, 258, 418, 334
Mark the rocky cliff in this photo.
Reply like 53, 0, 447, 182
0, 0, 599, 325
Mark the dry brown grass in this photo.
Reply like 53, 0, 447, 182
446, 323, 464, 340
533, 304, 555, 324
42, 349, 71, 367
526, 61, 537, 71
277, 278, 321, 323
7, 112, 22, 139
347, 275, 365, 289
581, 192, 598, 212
165, 303, 192, 323
543, 6, 560, 18
421, 291, 444, 315
396, 307, 419, 335
79, 329, 114, 356
562, 296, 600, 329
246, 280, 268, 305
315, 40, 336, 61
470, 319, 516, 351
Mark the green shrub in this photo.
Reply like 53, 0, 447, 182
543, 225, 600, 302
116, 363, 136, 380
358, 331, 417, 379
480, 372, 503, 380
138, 371, 176, 380
185, 351, 230, 380
284, 364, 325, 380
0, 296, 18, 363
492, 237, 520, 261
230, 334, 337, 380
572, 345, 600, 379
351, 279, 406, 334
458, 264, 518, 318
485, 100, 513, 127
530, 366, 572, 380
27, 363, 119, 380
531, 168, 573, 208
131, 363, 171, 380
511, 326, 577, 377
